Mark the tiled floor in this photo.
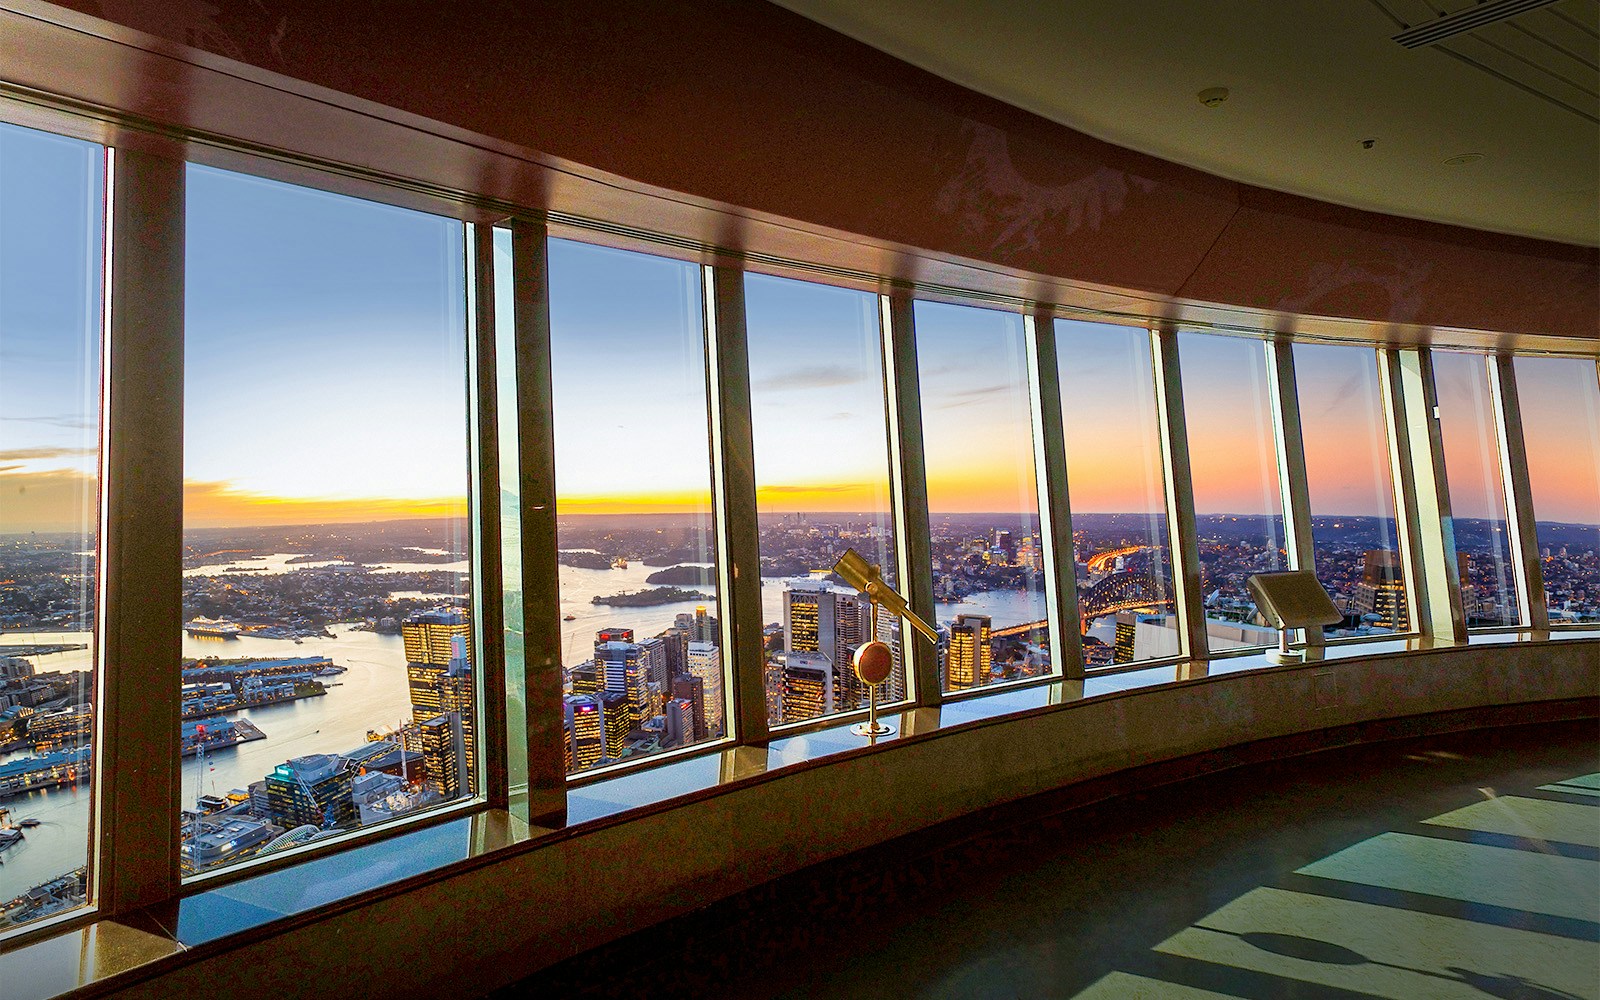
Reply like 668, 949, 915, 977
498, 719, 1599, 999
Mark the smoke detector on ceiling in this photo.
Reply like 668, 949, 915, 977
1197, 87, 1229, 108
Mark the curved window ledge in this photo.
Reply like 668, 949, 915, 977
3, 633, 1596, 1000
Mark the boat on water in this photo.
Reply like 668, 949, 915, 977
184, 617, 242, 639
19, 818, 40, 828
611, 556, 628, 569
0, 808, 23, 850
563, 614, 577, 621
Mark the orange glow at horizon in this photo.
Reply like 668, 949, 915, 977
182, 480, 465, 528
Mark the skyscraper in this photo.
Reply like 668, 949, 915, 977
686, 642, 723, 737
405, 613, 475, 795
265, 754, 356, 830
782, 652, 834, 723
418, 712, 466, 798
564, 695, 603, 771
402, 608, 472, 666
783, 579, 872, 713
947, 614, 992, 690
596, 637, 651, 728
672, 675, 707, 741
1351, 550, 1408, 630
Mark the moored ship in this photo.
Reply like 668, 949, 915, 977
184, 617, 242, 639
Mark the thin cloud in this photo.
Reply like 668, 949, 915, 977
936, 383, 1013, 409
0, 415, 95, 430
0, 446, 95, 461
753, 365, 867, 392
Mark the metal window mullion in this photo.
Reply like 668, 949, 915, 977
1025, 309, 1085, 680
705, 264, 768, 743
1267, 338, 1322, 647
1151, 324, 1208, 666
1376, 348, 1425, 635
509, 219, 566, 826
1393, 347, 1468, 641
97, 147, 185, 912
882, 293, 941, 703
1488, 354, 1548, 630
466, 223, 509, 809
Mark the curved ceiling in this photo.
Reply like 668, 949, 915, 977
774, 0, 1599, 247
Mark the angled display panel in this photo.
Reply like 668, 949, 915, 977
1177, 331, 1287, 651
1433, 351, 1523, 628
181, 164, 476, 877
547, 239, 725, 774
1293, 343, 1408, 637
0, 122, 105, 931
1512, 356, 1600, 625
745, 274, 904, 727
1055, 321, 1181, 667
915, 301, 1052, 691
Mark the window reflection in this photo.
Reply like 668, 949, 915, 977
916, 302, 1051, 690
1178, 332, 1286, 651
1512, 356, 1599, 625
1056, 321, 1180, 666
181, 165, 474, 876
0, 122, 104, 929
1433, 351, 1522, 628
745, 274, 902, 725
1295, 344, 1407, 636
547, 239, 725, 773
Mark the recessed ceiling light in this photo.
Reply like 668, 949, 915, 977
1445, 153, 1485, 165
1197, 87, 1228, 108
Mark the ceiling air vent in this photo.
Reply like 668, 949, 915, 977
1392, 0, 1562, 48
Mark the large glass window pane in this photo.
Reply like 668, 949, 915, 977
1178, 331, 1286, 651
746, 274, 901, 726
1513, 356, 1600, 624
0, 123, 103, 929
1294, 344, 1407, 636
547, 239, 723, 774
916, 301, 1050, 691
1056, 321, 1180, 666
1434, 351, 1522, 628
182, 165, 474, 876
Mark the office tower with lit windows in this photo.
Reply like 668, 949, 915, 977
564, 695, 603, 770
1352, 550, 1408, 630
782, 652, 834, 722
596, 638, 651, 728
570, 661, 601, 695
599, 691, 630, 759
264, 754, 356, 830
658, 626, 689, 685
783, 578, 872, 712
418, 712, 467, 798
406, 628, 475, 795
686, 642, 723, 737
402, 608, 472, 666
947, 614, 992, 690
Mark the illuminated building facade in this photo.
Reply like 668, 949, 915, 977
686, 642, 723, 737
1352, 550, 1409, 630
264, 754, 356, 830
946, 614, 992, 690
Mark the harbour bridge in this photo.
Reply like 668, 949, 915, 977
987, 572, 1174, 639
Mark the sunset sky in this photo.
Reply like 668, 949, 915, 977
2, 121, 1596, 537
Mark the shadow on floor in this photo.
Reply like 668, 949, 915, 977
494, 718, 1599, 1000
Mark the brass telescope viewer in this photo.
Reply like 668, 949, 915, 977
831, 548, 939, 738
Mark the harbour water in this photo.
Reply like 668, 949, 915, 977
0, 560, 1055, 896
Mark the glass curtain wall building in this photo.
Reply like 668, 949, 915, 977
0, 110, 1594, 938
